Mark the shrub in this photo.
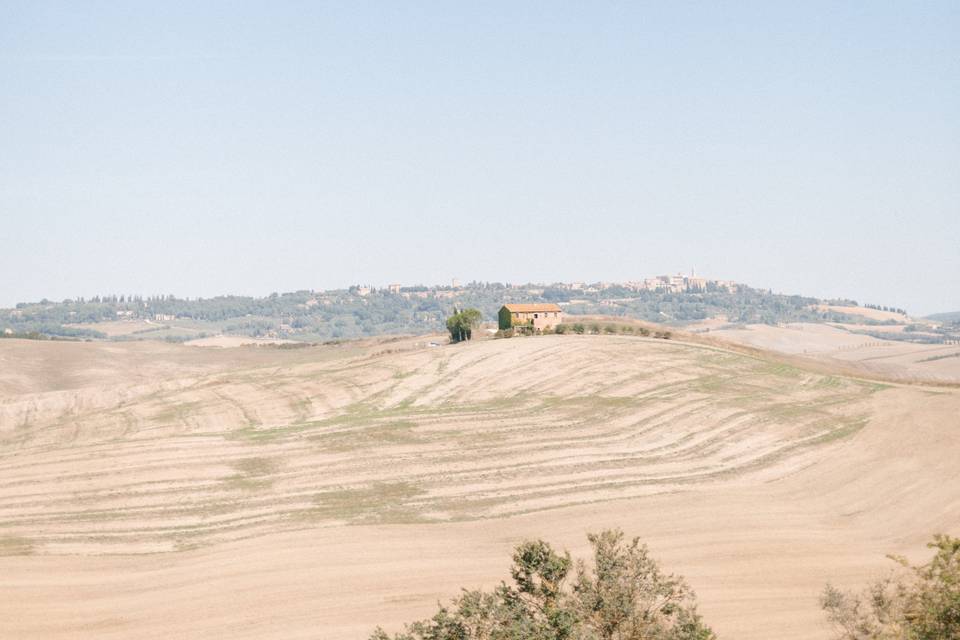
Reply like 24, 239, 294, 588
822, 534, 960, 640
590, 323, 601, 334
554, 324, 568, 335
371, 529, 715, 640
573, 323, 585, 335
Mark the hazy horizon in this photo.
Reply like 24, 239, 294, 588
0, 272, 933, 315
2, 3, 958, 315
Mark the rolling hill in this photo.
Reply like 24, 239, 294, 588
927, 310, 960, 323
0, 332, 958, 639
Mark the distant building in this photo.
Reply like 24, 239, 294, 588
387, 283, 402, 294
653, 274, 686, 293
498, 303, 563, 332
715, 280, 738, 293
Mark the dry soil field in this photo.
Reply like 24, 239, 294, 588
1, 334, 958, 639
711, 323, 960, 384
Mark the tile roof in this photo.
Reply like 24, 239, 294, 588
502, 303, 563, 313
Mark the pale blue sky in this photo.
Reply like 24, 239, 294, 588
1, 2, 957, 314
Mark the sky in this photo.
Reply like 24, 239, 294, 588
1, 2, 958, 315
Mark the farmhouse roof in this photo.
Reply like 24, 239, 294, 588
502, 303, 562, 313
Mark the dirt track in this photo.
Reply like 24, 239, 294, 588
1, 334, 958, 639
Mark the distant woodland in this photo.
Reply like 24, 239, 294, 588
1, 282, 951, 343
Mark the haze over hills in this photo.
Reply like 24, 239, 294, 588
927, 310, 960, 323
3, 275, 957, 347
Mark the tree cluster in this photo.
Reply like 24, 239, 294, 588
372, 529, 715, 640
863, 304, 908, 316
447, 309, 482, 343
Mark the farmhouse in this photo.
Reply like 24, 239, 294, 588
498, 303, 563, 332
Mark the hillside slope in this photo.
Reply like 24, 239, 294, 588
927, 310, 960, 323
0, 335, 958, 639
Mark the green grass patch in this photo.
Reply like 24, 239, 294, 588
151, 400, 201, 423
759, 362, 804, 378
221, 456, 282, 491
231, 456, 282, 476
806, 416, 869, 445
311, 420, 420, 451
811, 376, 844, 389
0, 535, 35, 556
288, 397, 313, 418
308, 481, 429, 524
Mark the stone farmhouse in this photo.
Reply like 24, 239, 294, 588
498, 303, 563, 332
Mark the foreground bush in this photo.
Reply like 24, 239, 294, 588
821, 534, 960, 640
371, 529, 715, 640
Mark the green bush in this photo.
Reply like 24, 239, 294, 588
372, 529, 715, 640
573, 323, 585, 335
822, 534, 960, 640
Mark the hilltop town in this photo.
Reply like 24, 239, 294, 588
357, 272, 740, 299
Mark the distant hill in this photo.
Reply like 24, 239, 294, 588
0, 282, 929, 343
927, 311, 960, 323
